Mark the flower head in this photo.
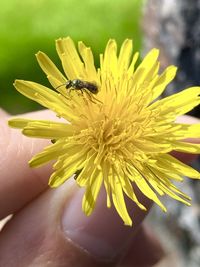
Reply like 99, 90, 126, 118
9, 37, 200, 226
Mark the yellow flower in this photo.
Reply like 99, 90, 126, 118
9, 37, 200, 226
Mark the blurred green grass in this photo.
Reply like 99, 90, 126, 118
0, 0, 144, 114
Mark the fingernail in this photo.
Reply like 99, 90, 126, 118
62, 187, 150, 262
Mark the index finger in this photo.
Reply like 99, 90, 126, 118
0, 109, 56, 219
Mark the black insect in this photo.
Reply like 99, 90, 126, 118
66, 79, 98, 94
56, 79, 100, 104
56, 79, 98, 94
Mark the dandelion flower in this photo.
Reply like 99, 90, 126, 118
9, 37, 200, 226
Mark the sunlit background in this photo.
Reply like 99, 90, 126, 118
0, 0, 143, 114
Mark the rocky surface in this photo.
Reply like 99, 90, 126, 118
143, 1, 200, 266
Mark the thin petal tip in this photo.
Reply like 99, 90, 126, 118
7, 119, 14, 127
35, 51, 43, 57
124, 220, 133, 227
14, 79, 26, 88
13, 79, 19, 86
151, 48, 160, 56
48, 180, 57, 188
162, 206, 167, 213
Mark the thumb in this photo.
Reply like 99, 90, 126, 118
0, 181, 109, 267
0, 178, 154, 267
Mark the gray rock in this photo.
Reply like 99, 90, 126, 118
143, 1, 200, 266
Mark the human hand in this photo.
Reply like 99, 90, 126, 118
0, 108, 198, 267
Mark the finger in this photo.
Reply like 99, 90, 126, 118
0, 109, 58, 219
0, 108, 9, 117
172, 115, 200, 163
176, 114, 200, 124
0, 180, 152, 267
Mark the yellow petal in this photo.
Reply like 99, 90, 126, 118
132, 163, 167, 212
157, 154, 200, 178
150, 65, 177, 101
131, 49, 159, 88
172, 141, 200, 154
14, 80, 76, 121
29, 140, 70, 167
150, 86, 200, 118
75, 152, 97, 187
78, 41, 98, 82
82, 169, 103, 215
36, 51, 66, 88
49, 152, 86, 187
56, 37, 85, 79
112, 172, 132, 226
22, 121, 74, 138
102, 163, 112, 208
8, 118, 42, 129
118, 39, 133, 73
171, 123, 200, 139
102, 39, 118, 78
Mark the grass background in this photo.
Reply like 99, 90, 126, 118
0, 0, 144, 114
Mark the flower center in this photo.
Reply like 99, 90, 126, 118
76, 117, 136, 167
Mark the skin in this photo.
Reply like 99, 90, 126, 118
0, 108, 199, 267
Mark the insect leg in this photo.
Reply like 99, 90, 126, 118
83, 89, 97, 104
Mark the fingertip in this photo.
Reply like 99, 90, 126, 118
176, 115, 200, 124
173, 115, 200, 163
61, 187, 152, 262
0, 108, 9, 118
0, 183, 114, 267
0, 110, 57, 219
